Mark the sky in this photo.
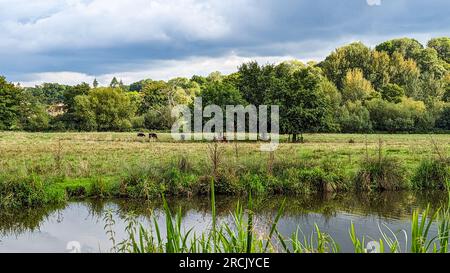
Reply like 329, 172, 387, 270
0, 0, 449, 87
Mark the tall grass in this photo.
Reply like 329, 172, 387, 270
105, 179, 450, 253
410, 205, 437, 253
355, 139, 408, 191
437, 188, 450, 253
412, 138, 449, 190
106, 180, 286, 253
0, 174, 65, 209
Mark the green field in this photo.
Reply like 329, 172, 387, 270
0, 132, 449, 208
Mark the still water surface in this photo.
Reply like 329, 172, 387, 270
0, 191, 446, 253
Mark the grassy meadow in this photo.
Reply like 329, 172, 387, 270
0, 132, 449, 209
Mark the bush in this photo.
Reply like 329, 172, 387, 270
213, 170, 241, 195
412, 158, 449, 190
143, 107, 172, 130
164, 167, 198, 196
129, 179, 161, 200
436, 105, 450, 130
65, 185, 87, 198
366, 98, 431, 132
279, 167, 323, 195
355, 157, 408, 191
380, 83, 405, 103
23, 104, 50, 131
120, 165, 162, 199
338, 101, 372, 133
242, 173, 267, 195
90, 177, 107, 198
131, 115, 145, 130
0, 175, 65, 209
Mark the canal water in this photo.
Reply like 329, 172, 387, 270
0, 191, 446, 253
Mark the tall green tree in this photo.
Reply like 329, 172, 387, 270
377, 38, 448, 79
443, 82, 450, 102
266, 66, 334, 142
380, 84, 405, 103
0, 76, 23, 130
428, 37, 450, 64
140, 80, 169, 114
341, 69, 378, 102
200, 81, 245, 108
73, 87, 135, 131
62, 82, 91, 129
388, 52, 421, 98
376, 38, 424, 60
129, 79, 153, 92
369, 50, 392, 90
19, 90, 50, 131
436, 105, 450, 130
238, 61, 275, 106
415, 48, 448, 78
26, 83, 67, 104
320, 42, 372, 89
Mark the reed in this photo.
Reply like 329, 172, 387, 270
104, 179, 450, 253
410, 205, 437, 253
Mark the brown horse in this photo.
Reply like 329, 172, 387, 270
137, 132, 146, 137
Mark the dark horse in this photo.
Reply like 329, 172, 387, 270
149, 133, 158, 140
137, 132, 146, 137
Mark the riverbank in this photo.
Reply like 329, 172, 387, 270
0, 132, 448, 209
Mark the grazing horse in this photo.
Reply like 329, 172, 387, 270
137, 132, 146, 137
149, 133, 158, 140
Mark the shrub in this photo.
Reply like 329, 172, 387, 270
319, 159, 352, 192
131, 115, 145, 130
120, 165, 162, 199
164, 167, 198, 196
197, 175, 214, 195
279, 168, 316, 195
366, 98, 431, 132
90, 177, 107, 198
143, 107, 172, 130
436, 105, 450, 130
0, 175, 65, 209
380, 83, 405, 103
131, 179, 161, 200
412, 158, 449, 190
242, 173, 267, 195
65, 185, 87, 198
338, 101, 372, 133
355, 157, 408, 191
214, 170, 241, 195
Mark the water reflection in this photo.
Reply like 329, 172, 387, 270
0, 191, 447, 253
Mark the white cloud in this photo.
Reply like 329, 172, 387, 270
20, 71, 97, 86
20, 53, 299, 86
0, 0, 231, 52
366, 0, 382, 6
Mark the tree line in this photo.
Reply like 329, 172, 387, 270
1, 37, 449, 138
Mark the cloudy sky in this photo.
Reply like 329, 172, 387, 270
0, 0, 449, 86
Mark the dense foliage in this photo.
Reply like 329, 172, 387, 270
1, 37, 449, 137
